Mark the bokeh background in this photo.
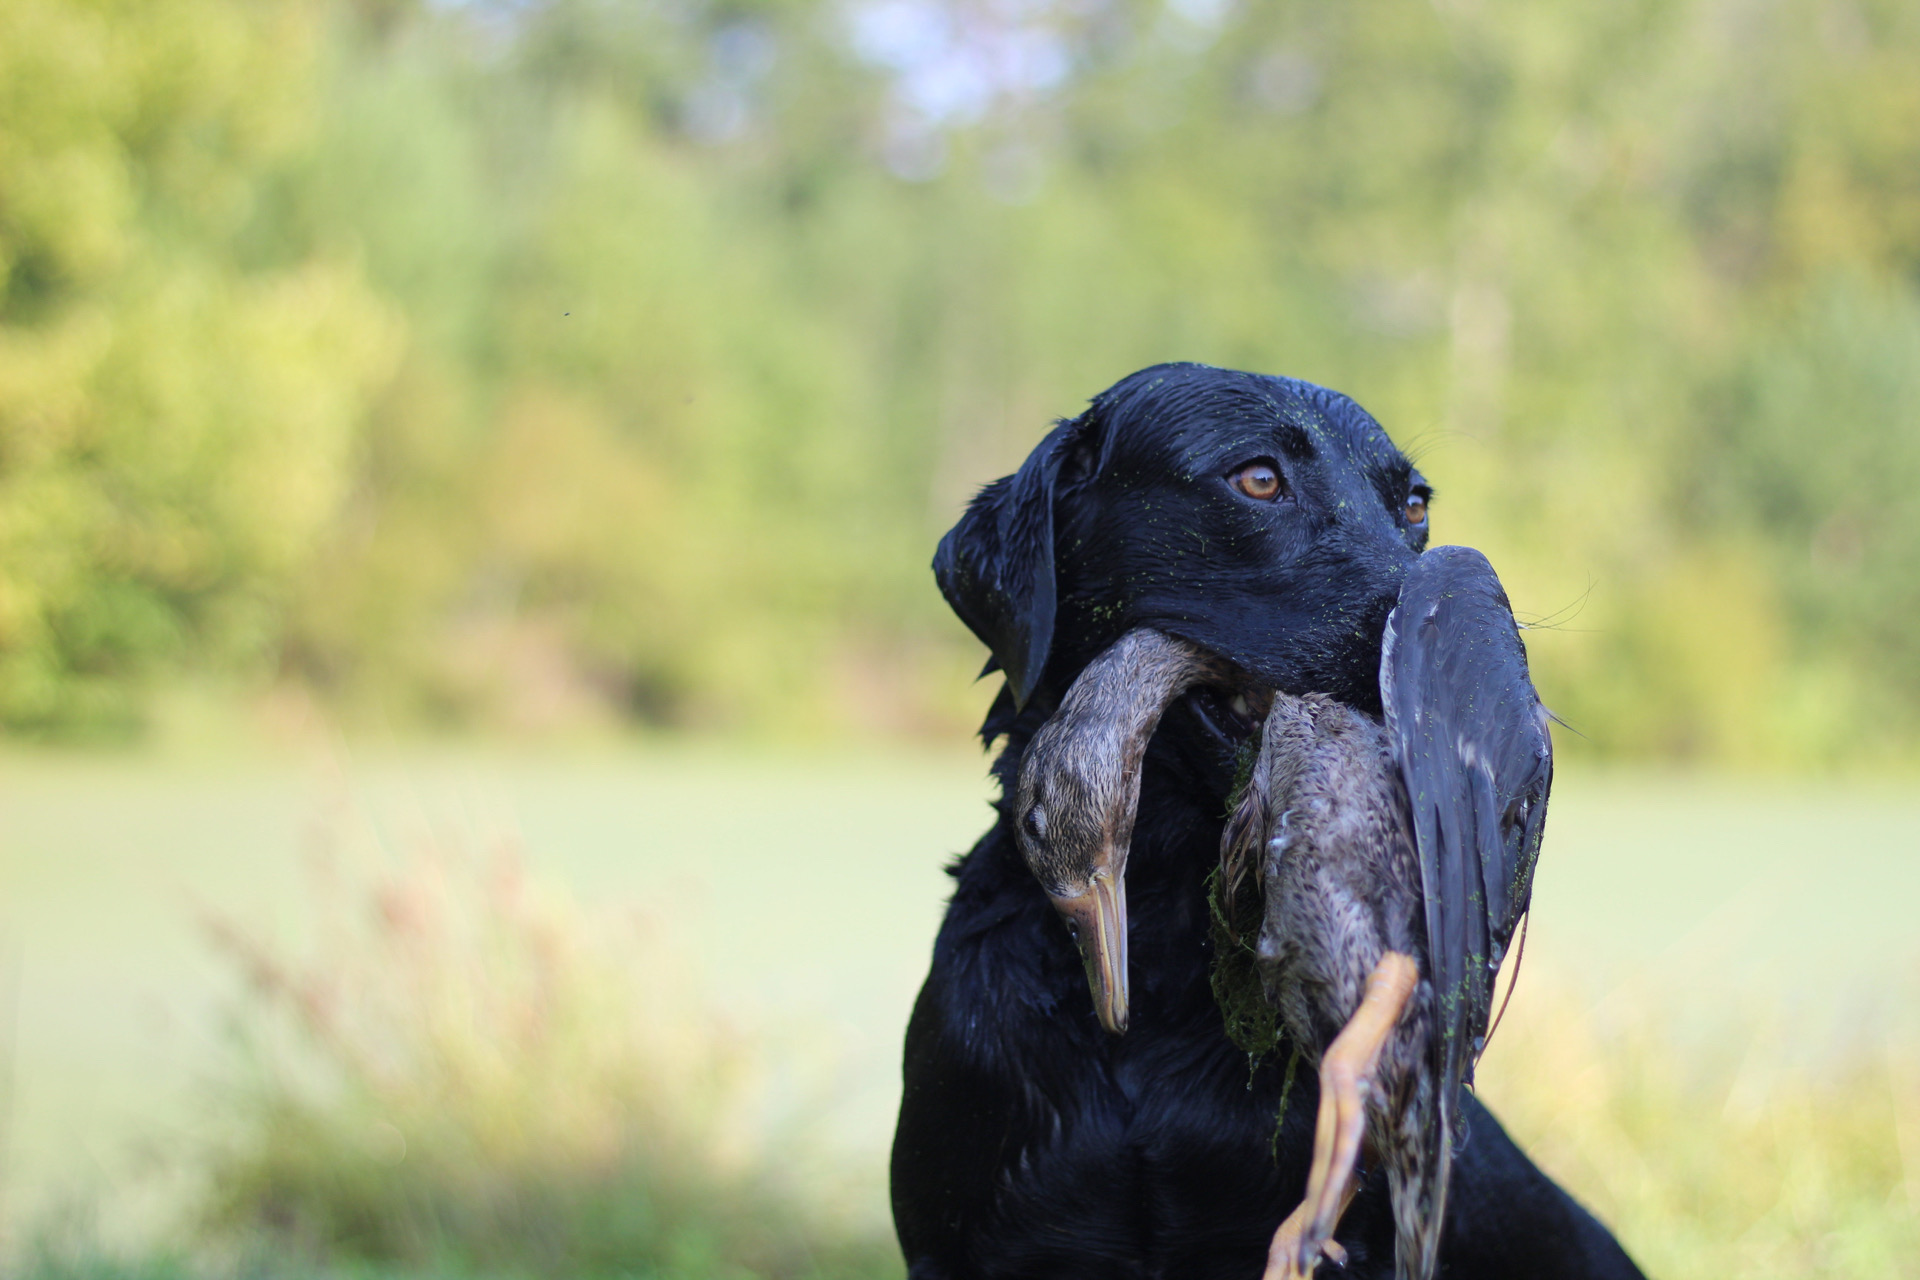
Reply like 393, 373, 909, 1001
2, 0, 1919, 1276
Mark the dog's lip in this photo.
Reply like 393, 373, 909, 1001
1185, 684, 1273, 746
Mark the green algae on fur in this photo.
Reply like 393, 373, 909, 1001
1206, 865, 1280, 1060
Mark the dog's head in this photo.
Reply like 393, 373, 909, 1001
936, 363, 1430, 746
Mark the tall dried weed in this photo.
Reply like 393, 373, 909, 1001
1481, 967, 1920, 1279
194, 810, 893, 1279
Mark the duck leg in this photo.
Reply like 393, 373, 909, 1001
1263, 952, 1420, 1280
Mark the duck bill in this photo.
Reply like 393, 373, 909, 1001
1050, 873, 1129, 1035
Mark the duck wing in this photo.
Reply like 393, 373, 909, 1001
1380, 545, 1553, 1129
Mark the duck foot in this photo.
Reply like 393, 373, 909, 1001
1263, 1191, 1351, 1279
1262, 951, 1419, 1279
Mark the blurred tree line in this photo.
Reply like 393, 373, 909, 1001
1, 0, 1915, 763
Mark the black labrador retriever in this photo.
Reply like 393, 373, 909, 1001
891, 364, 1642, 1280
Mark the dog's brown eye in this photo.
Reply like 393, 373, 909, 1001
1230, 461, 1284, 501
1405, 492, 1428, 525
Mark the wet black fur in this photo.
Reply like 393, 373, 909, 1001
894, 364, 1642, 1279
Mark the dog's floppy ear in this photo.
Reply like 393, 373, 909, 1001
934, 415, 1091, 710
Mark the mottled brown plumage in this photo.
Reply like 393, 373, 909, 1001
1223, 694, 1445, 1280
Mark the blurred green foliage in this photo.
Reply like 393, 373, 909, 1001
42, 824, 1920, 1280
2, 0, 1917, 760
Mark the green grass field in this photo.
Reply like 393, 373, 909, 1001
2, 746, 1918, 1277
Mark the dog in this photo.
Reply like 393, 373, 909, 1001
890, 364, 1642, 1279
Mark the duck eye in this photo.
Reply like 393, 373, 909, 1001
1230, 461, 1285, 501
1404, 491, 1428, 525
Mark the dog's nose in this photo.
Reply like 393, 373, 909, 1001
1351, 536, 1415, 611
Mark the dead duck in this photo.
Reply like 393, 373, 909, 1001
1012, 626, 1239, 1034
1015, 545, 1551, 1280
